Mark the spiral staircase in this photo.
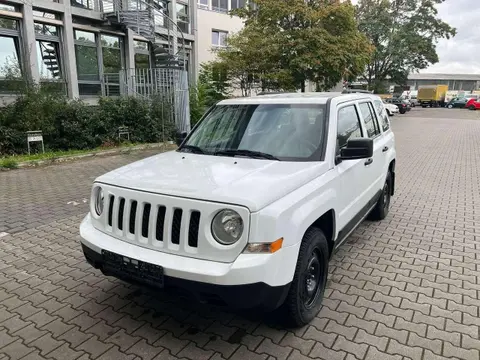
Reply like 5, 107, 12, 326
105, 0, 186, 70
102, 0, 191, 133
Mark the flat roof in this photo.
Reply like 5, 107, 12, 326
408, 73, 480, 81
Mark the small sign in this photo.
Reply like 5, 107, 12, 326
26, 130, 45, 155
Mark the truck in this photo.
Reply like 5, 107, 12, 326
418, 85, 449, 108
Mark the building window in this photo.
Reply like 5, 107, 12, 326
134, 40, 150, 69
33, 10, 60, 19
212, 0, 228, 13
101, 34, 122, 96
230, 0, 245, 9
74, 30, 100, 95
197, 0, 208, 9
212, 30, 227, 47
35, 22, 63, 88
0, 16, 22, 93
176, 3, 189, 34
0, 3, 16, 12
71, 0, 95, 11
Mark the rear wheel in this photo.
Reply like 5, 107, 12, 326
369, 171, 392, 221
448, 104, 453, 109
470, 105, 476, 111
283, 228, 329, 327
386, 109, 391, 116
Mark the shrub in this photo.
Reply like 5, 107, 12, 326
0, 86, 179, 155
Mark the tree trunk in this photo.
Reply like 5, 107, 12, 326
300, 80, 305, 93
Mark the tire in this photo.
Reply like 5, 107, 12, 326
369, 171, 392, 221
470, 106, 476, 111
448, 104, 453, 109
283, 227, 329, 327
386, 109, 391, 116
399, 108, 406, 114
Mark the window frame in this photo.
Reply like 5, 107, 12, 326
212, 0, 228, 13
0, 15, 23, 93
358, 101, 381, 139
335, 102, 364, 154
35, 21, 64, 85
230, 0, 246, 9
74, 29, 125, 97
197, 0, 209, 9
211, 29, 228, 47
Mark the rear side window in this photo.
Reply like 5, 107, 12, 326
336, 105, 363, 150
358, 102, 380, 138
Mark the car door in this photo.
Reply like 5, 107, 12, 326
334, 102, 371, 233
357, 101, 387, 201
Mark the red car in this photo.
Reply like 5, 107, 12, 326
465, 98, 480, 110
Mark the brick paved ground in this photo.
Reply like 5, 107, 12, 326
1, 108, 480, 359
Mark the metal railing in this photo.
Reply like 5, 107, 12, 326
120, 67, 191, 133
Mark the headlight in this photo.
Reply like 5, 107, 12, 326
211, 209, 243, 245
94, 187, 104, 216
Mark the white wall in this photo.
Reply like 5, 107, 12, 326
196, 6, 244, 68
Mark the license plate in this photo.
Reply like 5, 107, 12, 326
102, 250, 164, 287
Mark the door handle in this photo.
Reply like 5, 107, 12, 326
382, 146, 389, 152
364, 158, 373, 166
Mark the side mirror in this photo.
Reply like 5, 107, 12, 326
176, 131, 187, 146
340, 138, 373, 160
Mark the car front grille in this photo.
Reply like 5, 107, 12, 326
90, 183, 249, 262
106, 195, 201, 249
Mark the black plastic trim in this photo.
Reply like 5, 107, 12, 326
82, 244, 290, 311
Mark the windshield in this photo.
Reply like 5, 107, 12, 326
181, 103, 327, 161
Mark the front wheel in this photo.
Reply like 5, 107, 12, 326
283, 228, 329, 327
386, 109, 391, 116
369, 171, 392, 221
448, 104, 453, 109
470, 106, 476, 111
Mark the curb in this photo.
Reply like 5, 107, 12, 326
2, 142, 176, 170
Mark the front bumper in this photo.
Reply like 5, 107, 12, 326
79, 214, 295, 309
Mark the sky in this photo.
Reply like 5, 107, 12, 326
423, 0, 480, 74
350, 0, 480, 74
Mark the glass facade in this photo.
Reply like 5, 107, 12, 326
0, 0, 194, 98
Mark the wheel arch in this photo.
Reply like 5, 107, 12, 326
308, 209, 336, 258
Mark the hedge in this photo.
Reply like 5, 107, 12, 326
0, 87, 178, 155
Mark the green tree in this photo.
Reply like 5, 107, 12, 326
227, 0, 373, 92
356, 0, 456, 90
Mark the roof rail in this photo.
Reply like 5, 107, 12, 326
256, 91, 286, 96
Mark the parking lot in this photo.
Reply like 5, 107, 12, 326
1, 107, 480, 360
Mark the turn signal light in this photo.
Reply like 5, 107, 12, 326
244, 238, 283, 254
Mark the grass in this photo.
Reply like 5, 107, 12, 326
0, 142, 156, 169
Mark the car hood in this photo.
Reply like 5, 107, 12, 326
95, 150, 330, 212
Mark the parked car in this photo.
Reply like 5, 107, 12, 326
79, 92, 396, 327
446, 97, 471, 108
466, 99, 480, 110
382, 101, 400, 116
385, 97, 411, 114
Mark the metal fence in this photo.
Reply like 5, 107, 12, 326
120, 67, 191, 134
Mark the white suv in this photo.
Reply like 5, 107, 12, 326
79, 92, 396, 326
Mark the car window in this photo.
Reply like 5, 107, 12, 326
358, 102, 381, 138
183, 103, 327, 161
374, 100, 386, 117
336, 105, 363, 151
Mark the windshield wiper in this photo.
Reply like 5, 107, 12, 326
214, 149, 279, 160
179, 145, 205, 154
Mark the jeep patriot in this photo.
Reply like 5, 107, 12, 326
79, 92, 396, 326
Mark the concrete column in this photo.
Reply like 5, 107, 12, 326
169, 0, 178, 55
125, 28, 136, 95
22, 4, 40, 83
191, 0, 198, 84
63, 2, 79, 98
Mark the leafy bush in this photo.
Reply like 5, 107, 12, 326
0, 86, 178, 155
